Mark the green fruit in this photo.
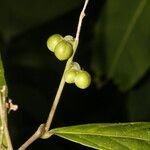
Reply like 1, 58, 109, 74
2, 136, 7, 147
54, 40, 73, 61
75, 71, 91, 89
64, 35, 74, 45
70, 62, 81, 71
47, 34, 63, 52
64, 69, 77, 84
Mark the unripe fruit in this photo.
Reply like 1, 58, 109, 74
64, 35, 74, 45
64, 69, 77, 84
47, 34, 63, 52
75, 71, 91, 89
70, 62, 81, 71
54, 40, 73, 61
2, 137, 7, 147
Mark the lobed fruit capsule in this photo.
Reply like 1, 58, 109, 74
54, 40, 73, 61
47, 34, 63, 52
75, 71, 91, 89
64, 69, 77, 84
64, 35, 74, 46
70, 62, 81, 71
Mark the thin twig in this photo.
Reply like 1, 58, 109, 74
18, 124, 45, 150
45, 0, 89, 133
18, 0, 90, 149
45, 72, 66, 131
0, 86, 13, 150
75, 0, 89, 41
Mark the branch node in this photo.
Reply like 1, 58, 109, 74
6, 99, 18, 113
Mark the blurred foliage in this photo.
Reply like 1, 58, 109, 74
127, 74, 150, 121
0, 0, 81, 42
91, 0, 150, 91
0, 0, 150, 149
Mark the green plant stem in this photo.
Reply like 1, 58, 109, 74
75, 0, 89, 41
18, 0, 89, 149
45, 40, 78, 132
45, 70, 66, 131
43, 35, 79, 134
45, 0, 89, 132
45, 0, 89, 130
0, 86, 13, 150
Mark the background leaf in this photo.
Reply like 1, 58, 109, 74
51, 122, 150, 150
91, 0, 150, 91
0, 0, 81, 42
127, 75, 150, 121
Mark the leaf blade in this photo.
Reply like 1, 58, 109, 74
0, 55, 6, 88
51, 122, 150, 150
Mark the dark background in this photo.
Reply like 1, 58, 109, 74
0, 0, 150, 149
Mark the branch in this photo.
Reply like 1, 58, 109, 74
0, 86, 13, 150
18, 124, 45, 150
45, 0, 90, 132
75, 0, 89, 41
18, 0, 90, 149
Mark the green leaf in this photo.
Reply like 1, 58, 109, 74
91, 0, 150, 90
51, 122, 150, 150
0, 0, 81, 41
0, 55, 6, 89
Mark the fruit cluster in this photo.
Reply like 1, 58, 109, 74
47, 34, 74, 61
64, 62, 91, 89
47, 34, 91, 89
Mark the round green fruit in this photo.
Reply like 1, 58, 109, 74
64, 69, 77, 84
75, 71, 91, 89
47, 34, 63, 52
54, 40, 73, 61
